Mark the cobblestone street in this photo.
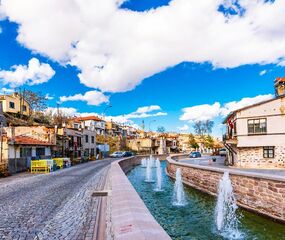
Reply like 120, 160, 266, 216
0, 160, 112, 240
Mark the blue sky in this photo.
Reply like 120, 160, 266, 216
0, 0, 284, 137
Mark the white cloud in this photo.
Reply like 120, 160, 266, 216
46, 104, 166, 125
259, 70, 267, 76
220, 94, 274, 116
60, 90, 109, 106
177, 124, 189, 131
180, 94, 274, 122
0, 87, 14, 94
46, 107, 78, 116
105, 105, 167, 124
135, 105, 161, 114
2, 0, 285, 93
180, 102, 221, 122
0, 58, 55, 87
45, 93, 54, 100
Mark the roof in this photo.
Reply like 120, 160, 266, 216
74, 116, 105, 122
223, 95, 285, 123
10, 136, 54, 146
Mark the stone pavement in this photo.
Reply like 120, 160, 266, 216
0, 159, 112, 240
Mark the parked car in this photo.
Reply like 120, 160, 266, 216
122, 151, 134, 157
219, 148, 227, 157
189, 151, 202, 158
110, 151, 124, 158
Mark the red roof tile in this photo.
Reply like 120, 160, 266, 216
74, 116, 104, 122
11, 136, 54, 146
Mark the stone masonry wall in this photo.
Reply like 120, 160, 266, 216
167, 158, 285, 222
237, 146, 285, 168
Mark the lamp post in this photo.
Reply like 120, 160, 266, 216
102, 104, 112, 159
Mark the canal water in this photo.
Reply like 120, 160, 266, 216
127, 161, 285, 240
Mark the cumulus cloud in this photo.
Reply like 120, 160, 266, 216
259, 70, 267, 76
0, 87, 14, 94
46, 107, 78, 116
180, 94, 274, 122
46, 104, 166, 125
106, 105, 167, 124
0, 58, 55, 87
60, 90, 109, 106
177, 124, 189, 131
220, 94, 274, 116
180, 102, 221, 122
45, 93, 54, 100
1, 0, 285, 92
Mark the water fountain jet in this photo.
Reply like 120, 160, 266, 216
145, 158, 155, 183
172, 168, 186, 206
215, 172, 242, 238
154, 159, 163, 191
141, 158, 147, 168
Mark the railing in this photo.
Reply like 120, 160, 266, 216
223, 134, 237, 142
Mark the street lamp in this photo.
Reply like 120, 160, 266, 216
102, 104, 112, 158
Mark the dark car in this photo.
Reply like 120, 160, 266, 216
189, 151, 202, 158
122, 151, 134, 157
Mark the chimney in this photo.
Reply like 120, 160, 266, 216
274, 77, 285, 97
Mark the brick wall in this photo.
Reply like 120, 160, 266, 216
167, 157, 285, 223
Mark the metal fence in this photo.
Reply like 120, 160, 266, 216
8, 157, 28, 174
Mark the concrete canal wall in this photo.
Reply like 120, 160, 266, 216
167, 155, 285, 223
108, 155, 171, 240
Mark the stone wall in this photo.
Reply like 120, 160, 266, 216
237, 146, 285, 168
108, 155, 171, 240
167, 156, 285, 223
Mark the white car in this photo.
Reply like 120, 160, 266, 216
110, 151, 124, 158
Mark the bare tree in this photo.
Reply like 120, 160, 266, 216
157, 126, 166, 133
193, 120, 214, 135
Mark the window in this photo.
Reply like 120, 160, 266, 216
91, 136, 95, 144
20, 148, 32, 158
263, 146, 274, 158
36, 147, 45, 157
77, 137, 82, 147
9, 101, 15, 109
85, 135, 89, 143
248, 119, 267, 134
91, 148, 95, 156
22, 105, 27, 112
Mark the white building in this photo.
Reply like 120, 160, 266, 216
75, 116, 105, 136
224, 94, 285, 168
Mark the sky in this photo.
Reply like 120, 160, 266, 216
0, 0, 284, 137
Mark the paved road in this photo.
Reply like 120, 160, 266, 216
0, 159, 112, 240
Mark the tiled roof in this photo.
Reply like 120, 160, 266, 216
11, 136, 54, 146
74, 116, 104, 122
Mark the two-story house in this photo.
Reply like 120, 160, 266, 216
75, 116, 105, 136
224, 78, 285, 168
0, 93, 31, 117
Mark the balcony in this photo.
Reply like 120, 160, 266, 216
223, 134, 238, 145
